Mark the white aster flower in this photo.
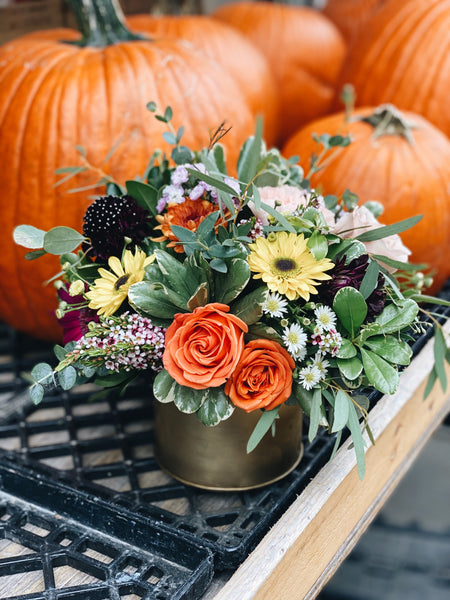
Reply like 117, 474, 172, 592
314, 305, 337, 331
263, 291, 288, 317
311, 352, 330, 379
298, 365, 321, 390
282, 323, 308, 357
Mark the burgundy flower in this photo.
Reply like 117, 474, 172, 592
83, 195, 151, 261
321, 255, 386, 319
57, 284, 98, 345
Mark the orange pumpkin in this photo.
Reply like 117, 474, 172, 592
282, 105, 450, 292
127, 13, 280, 147
323, 0, 389, 41
213, 1, 346, 146
0, 0, 256, 341
336, 0, 450, 137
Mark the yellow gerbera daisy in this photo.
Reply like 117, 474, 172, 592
248, 232, 334, 301
86, 248, 155, 317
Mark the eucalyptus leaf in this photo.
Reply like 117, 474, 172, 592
13, 225, 46, 249
359, 260, 380, 299
347, 400, 366, 480
31, 363, 54, 386
331, 390, 350, 433
247, 408, 279, 453
356, 215, 422, 242
186, 168, 238, 196
25, 249, 47, 261
196, 389, 235, 426
29, 384, 44, 405
372, 254, 428, 272
333, 287, 368, 336
58, 366, 77, 390
424, 366, 438, 399
43, 227, 85, 255
308, 388, 323, 442
237, 120, 263, 183
360, 348, 399, 394
433, 327, 448, 392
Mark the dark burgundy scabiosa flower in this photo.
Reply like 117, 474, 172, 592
321, 255, 386, 319
56, 284, 99, 345
83, 195, 151, 261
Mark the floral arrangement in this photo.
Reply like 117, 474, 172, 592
14, 104, 449, 478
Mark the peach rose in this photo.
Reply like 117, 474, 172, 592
224, 339, 295, 412
333, 205, 411, 272
163, 303, 248, 390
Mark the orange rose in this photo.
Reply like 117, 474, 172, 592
163, 303, 248, 390
225, 339, 295, 412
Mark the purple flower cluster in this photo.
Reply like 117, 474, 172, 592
69, 313, 166, 373
156, 163, 240, 213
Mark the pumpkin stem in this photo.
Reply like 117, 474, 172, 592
65, 0, 147, 47
357, 104, 417, 144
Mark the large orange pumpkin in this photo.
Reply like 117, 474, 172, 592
213, 1, 346, 146
322, 0, 389, 41
126, 13, 280, 147
336, 0, 450, 137
0, 0, 256, 341
282, 105, 450, 292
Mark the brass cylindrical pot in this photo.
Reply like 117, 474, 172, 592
153, 402, 304, 491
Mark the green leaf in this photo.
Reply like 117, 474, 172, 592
197, 389, 235, 426
128, 281, 180, 322
13, 225, 46, 249
125, 180, 158, 216
29, 384, 44, 405
25, 249, 47, 261
210, 258, 227, 273
31, 363, 54, 386
433, 327, 448, 392
247, 407, 280, 453
293, 384, 328, 426
237, 121, 263, 183
230, 287, 266, 325
337, 356, 363, 380
333, 287, 368, 336
186, 168, 239, 196
172, 145, 193, 165
360, 348, 399, 394
347, 400, 366, 480
375, 299, 419, 334
371, 254, 428, 272
43, 227, 85, 255
308, 388, 323, 442
53, 345, 67, 362
153, 370, 178, 403
359, 260, 380, 299
174, 384, 208, 414
213, 258, 250, 304
364, 335, 412, 365
356, 215, 422, 242
58, 366, 77, 390
424, 367, 438, 399
331, 390, 350, 433
336, 338, 357, 359
411, 294, 450, 308
307, 231, 328, 260
153, 250, 194, 301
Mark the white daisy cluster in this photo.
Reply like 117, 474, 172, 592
69, 312, 166, 373
156, 163, 240, 212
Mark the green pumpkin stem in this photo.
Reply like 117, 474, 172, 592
359, 104, 416, 144
65, 0, 146, 47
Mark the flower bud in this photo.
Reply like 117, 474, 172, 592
69, 280, 85, 296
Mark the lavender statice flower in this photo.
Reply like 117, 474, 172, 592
64, 312, 166, 374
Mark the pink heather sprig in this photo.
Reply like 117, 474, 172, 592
60, 312, 166, 374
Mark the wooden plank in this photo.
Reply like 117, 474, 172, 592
213, 326, 450, 600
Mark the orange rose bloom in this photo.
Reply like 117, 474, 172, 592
163, 303, 248, 390
225, 339, 295, 412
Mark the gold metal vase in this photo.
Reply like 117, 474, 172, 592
153, 402, 304, 491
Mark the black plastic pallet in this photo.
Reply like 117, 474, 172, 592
0, 281, 448, 599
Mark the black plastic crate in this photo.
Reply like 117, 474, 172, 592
0, 281, 448, 598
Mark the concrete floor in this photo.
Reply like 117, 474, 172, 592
319, 424, 450, 600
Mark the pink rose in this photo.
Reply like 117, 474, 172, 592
251, 185, 335, 228
333, 206, 411, 272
